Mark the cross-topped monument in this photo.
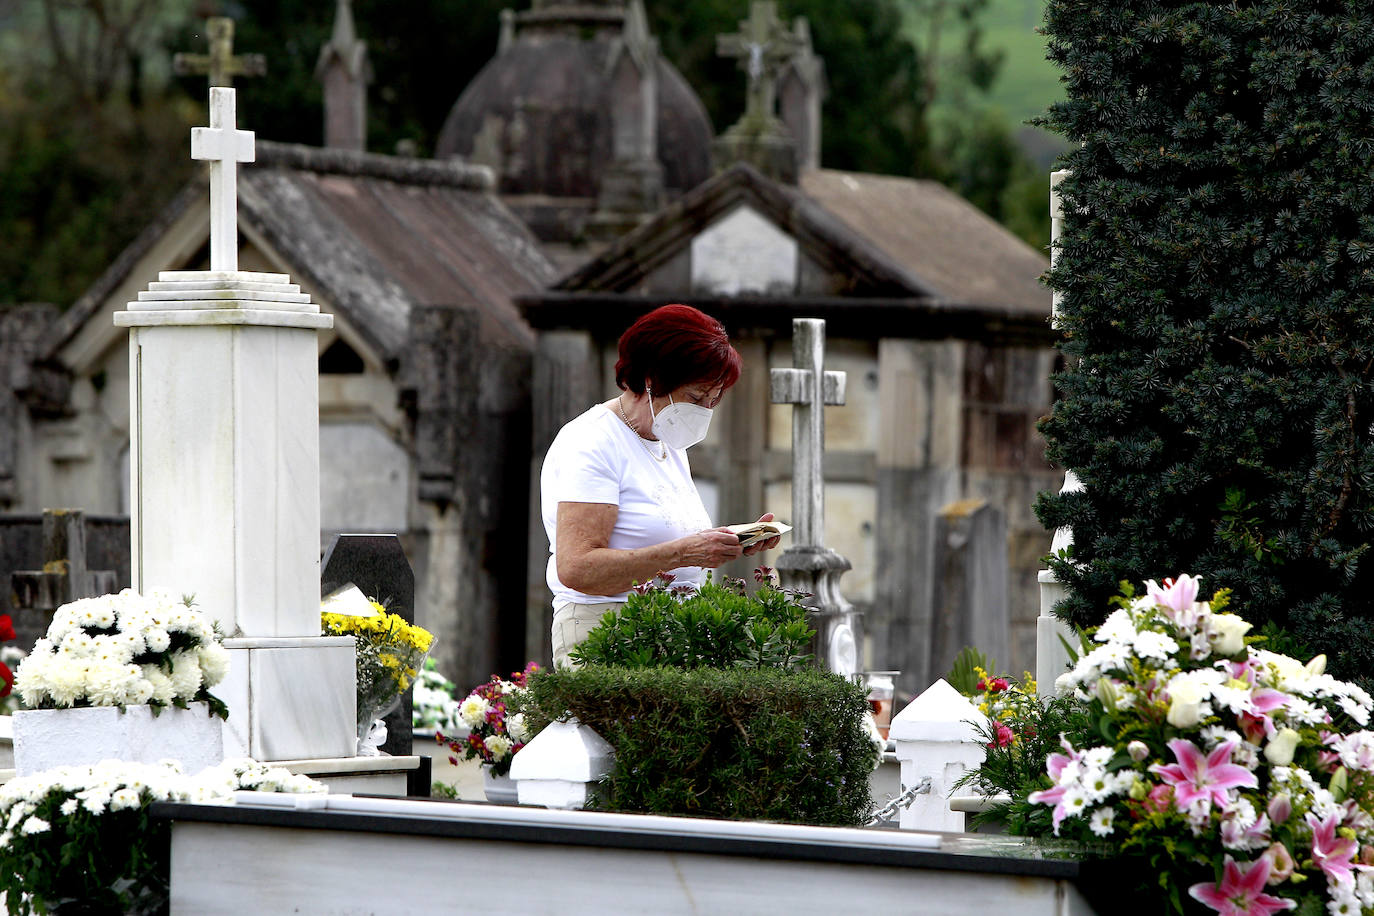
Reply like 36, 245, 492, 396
173, 17, 266, 90
191, 87, 255, 272
716, 0, 803, 130
713, 1, 805, 183
770, 318, 860, 676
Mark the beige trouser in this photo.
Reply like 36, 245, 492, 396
551, 601, 623, 669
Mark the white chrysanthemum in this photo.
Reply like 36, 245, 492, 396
1062, 787, 1089, 819
169, 653, 203, 699
20, 817, 50, 835
1334, 732, 1374, 771
90, 634, 133, 666
1131, 630, 1180, 661
109, 788, 142, 811
82, 659, 132, 707
506, 713, 531, 744
1094, 609, 1136, 644
459, 695, 490, 729
45, 660, 89, 708
198, 643, 230, 686
121, 667, 155, 706
141, 666, 176, 706
1285, 697, 1326, 726
59, 798, 78, 816
80, 791, 110, 815
1088, 807, 1115, 837
484, 734, 513, 760
1339, 695, 1372, 727
143, 628, 171, 654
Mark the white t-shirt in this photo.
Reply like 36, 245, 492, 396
541, 404, 713, 607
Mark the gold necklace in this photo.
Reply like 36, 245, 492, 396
618, 394, 667, 461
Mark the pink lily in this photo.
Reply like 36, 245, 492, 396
1307, 811, 1358, 887
1189, 856, 1296, 915
1028, 737, 1085, 832
1149, 739, 1258, 814
1147, 574, 1203, 623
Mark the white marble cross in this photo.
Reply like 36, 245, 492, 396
191, 87, 255, 272
770, 318, 846, 548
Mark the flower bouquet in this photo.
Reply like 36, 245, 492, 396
0, 757, 322, 913
1014, 574, 1374, 914
13, 589, 229, 717
438, 662, 538, 779
320, 592, 434, 754
412, 658, 463, 733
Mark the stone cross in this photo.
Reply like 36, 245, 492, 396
770, 318, 846, 548
174, 17, 266, 90
716, 1, 803, 127
191, 87, 255, 272
10, 510, 118, 615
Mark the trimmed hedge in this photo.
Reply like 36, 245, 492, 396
1035, 0, 1374, 677
526, 665, 876, 826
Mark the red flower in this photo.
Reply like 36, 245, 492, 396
986, 722, 1015, 749
0, 661, 12, 698
0, 614, 14, 642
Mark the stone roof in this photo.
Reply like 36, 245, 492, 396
554, 163, 1051, 316
798, 169, 1050, 311
44, 141, 556, 366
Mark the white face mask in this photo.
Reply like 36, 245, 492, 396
649, 388, 713, 450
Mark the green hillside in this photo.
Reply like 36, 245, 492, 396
979, 0, 1062, 130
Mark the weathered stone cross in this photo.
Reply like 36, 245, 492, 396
11, 510, 117, 615
191, 88, 255, 272
770, 318, 846, 548
716, 1, 803, 127
174, 17, 266, 90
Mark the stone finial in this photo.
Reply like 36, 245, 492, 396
173, 17, 266, 90
889, 679, 990, 832
778, 17, 826, 172
497, 9, 517, 54
316, 0, 370, 151
509, 719, 615, 809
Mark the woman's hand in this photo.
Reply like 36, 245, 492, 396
742, 512, 782, 556
677, 528, 745, 568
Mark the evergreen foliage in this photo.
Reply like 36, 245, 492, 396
569, 575, 815, 670
526, 665, 876, 825
1035, 1, 1374, 679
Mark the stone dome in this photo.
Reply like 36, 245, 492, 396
435, 3, 714, 204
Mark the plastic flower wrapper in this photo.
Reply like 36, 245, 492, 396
1017, 574, 1374, 914
12, 590, 230, 718
320, 584, 434, 755
439, 662, 539, 778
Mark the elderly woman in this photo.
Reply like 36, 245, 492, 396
540, 304, 781, 667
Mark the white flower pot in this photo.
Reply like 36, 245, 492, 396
482, 769, 518, 804
13, 703, 225, 776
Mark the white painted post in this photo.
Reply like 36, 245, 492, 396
889, 679, 988, 832
1036, 169, 1079, 700
509, 720, 615, 809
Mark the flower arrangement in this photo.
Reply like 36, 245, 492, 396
412, 658, 463, 733
13, 590, 229, 718
0, 757, 322, 913
321, 598, 434, 750
439, 662, 539, 778
1020, 574, 1374, 914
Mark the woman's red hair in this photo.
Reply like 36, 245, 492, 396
615, 305, 742, 396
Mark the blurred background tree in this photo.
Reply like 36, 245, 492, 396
0, 0, 1059, 308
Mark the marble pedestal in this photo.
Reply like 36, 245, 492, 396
219, 637, 357, 761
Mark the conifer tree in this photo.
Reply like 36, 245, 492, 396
1036, 1, 1374, 677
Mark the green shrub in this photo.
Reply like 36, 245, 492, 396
570, 574, 814, 670
1035, 0, 1374, 681
526, 665, 876, 826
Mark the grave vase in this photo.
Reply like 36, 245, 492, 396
482, 769, 518, 804
12, 703, 225, 776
